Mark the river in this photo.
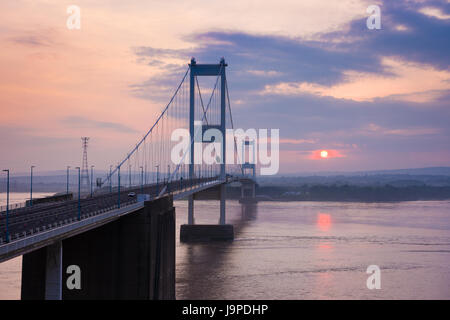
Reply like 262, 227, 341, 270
1, 194, 450, 299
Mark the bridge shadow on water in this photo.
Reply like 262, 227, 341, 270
176, 203, 258, 300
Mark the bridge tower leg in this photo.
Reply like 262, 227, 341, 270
188, 195, 194, 225
239, 181, 257, 204
188, 57, 195, 226
219, 56, 226, 225
219, 184, 226, 225
238, 139, 258, 204
239, 164, 257, 204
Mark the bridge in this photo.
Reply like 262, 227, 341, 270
0, 58, 257, 300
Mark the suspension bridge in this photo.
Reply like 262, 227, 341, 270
0, 58, 257, 300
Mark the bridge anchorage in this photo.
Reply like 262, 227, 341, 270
0, 58, 256, 300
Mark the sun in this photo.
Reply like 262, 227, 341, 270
320, 150, 328, 158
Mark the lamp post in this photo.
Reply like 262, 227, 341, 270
167, 165, 171, 193
109, 165, 112, 193
2, 169, 10, 243
90, 165, 94, 197
118, 165, 121, 208
140, 166, 144, 195
30, 165, 35, 207
156, 165, 160, 196
66, 166, 70, 195
75, 167, 81, 220
144, 164, 147, 186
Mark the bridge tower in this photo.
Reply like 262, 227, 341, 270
181, 58, 233, 241
80, 137, 90, 194
239, 140, 258, 204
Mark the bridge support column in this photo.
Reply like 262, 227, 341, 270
219, 184, 226, 225
180, 185, 233, 242
21, 241, 63, 300
44, 241, 63, 300
239, 181, 257, 204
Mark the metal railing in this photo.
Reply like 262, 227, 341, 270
0, 201, 27, 213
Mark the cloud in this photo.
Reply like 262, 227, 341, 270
280, 138, 317, 145
394, 24, 410, 31
63, 116, 138, 133
332, 0, 450, 70
246, 70, 283, 77
130, 31, 381, 104
260, 57, 450, 102
419, 6, 450, 20
362, 123, 441, 136
132, 1, 450, 106
134, 47, 186, 59
10, 35, 51, 47
8, 28, 59, 47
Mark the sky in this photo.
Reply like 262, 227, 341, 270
0, 0, 449, 174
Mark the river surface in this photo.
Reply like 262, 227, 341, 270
1, 194, 450, 299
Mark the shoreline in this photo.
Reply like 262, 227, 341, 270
2, 190, 450, 204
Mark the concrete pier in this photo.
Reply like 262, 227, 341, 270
21, 196, 175, 300
180, 224, 234, 242
44, 241, 63, 300
180, 182, 234, 242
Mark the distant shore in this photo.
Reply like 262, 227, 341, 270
227, 185, 450, 202
2, 184, 450, 203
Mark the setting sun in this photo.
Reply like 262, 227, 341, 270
320, 150, 328, 158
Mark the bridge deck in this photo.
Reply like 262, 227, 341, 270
0, 177, 228, 263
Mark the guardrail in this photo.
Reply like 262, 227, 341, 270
0, 176, 219, 245
0, 201, 27, 213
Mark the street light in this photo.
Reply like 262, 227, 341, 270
66, 166, 70, 195
109, 165, 112, 193
155, 165, 160, 195
75, 167, 81, 220
167, 165, 171, 193
30, 165, 35, 207
90, 165, 95, 197
140, 166, 144, 195
144, 164, 147, 186
2, 169, 10, 243
117, 165, 121, 208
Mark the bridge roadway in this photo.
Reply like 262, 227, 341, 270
0, 176, 226, 262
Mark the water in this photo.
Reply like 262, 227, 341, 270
1, 194, 450, 299
175, 200, 450, 300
